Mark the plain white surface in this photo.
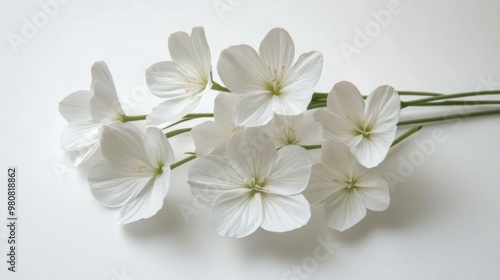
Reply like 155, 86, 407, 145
1, 0, 500, 279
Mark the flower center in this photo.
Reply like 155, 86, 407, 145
266, 65, 286, 95
282, 126, 298, 145
345, 177, 358, 190
354, 121, 373, 139
232, 125, 244, 133
244, 177, 269, 193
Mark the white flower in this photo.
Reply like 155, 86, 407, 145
188, 127, 312, 238
305, 140, 390, 231
191, 92, 243, 155
261, 111, 323, 148
88, 122, 174, 225
146, 27, 212, 127
59, 61, 125, 166
315, 81, 400, 168
217, 28, 323, 127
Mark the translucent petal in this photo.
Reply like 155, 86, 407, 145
266, 146, 312, 195
99, 123, 148, 163
217, 44, 269, 94
235, 93, 276, 126
226, 128, 277, 179
327, 81, 365, 123
324, 190, 367, 231
213, 92, 240, 128
364, 85, 400, 129
213, 189, 263, 238
118, 171, 170, 225
146, 61, 208, 98
145, 127, 175, 166
146, 95, 201, 128
88, 159, 154, 207
259, 28, 295, 84
91, 61, 116, 93
355, 178, 390, 211
58, 90, 91, 122
188, 156, 245, 207
90, 79, 124, 121
61, 120, 102, 151
281, 51, 323, 95
261, 194, 310, 232
191, 121, 232, 156
169, 28, 210, 80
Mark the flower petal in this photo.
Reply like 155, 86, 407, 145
282, 51, 323, 92
91, 61, 117, 93
324, 189, 367, 231
88, 158, 154, 207
146, 95, 201, 127
355, 177, 390, 211
191, 121, 232, 156
146, 61, 209, 98
61, 120, 102, 151
266, 146, 312, 195
213, 92, 241, 127
235, 93, 276, 126
327, 81, 365, 123
315, 109, 360, 147
90, 79, 124, 121
188, 155, 244, 207
145, 127, 175, 166
59, 90, 92, 122
117, 170, 170, 225
213, 189, 263, 238
99, 123, 148, 163
260, 194, 310, 232
226, 128, 277, 179
364, 85, 400, 129
259, 28, 295, 83
169, 27, 210, 80
66, 142, 100, 167
217, 44, 269, 94
350, 127, 396, 168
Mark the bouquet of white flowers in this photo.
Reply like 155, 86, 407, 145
59, 27, 500, 237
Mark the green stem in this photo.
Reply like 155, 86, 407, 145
165, 128, 192, 138
212, 82, 231, 92
170, 155, 197, 170
301, 145, 322, 150
121, 114, 147, 122
164, 113, 214, 129
397, 109, 500, 126
401, 90, 500, 108
410, 100, 500, 106
307, 102, 327, 110
391, 126, 423, 147
397, 91, 444, 97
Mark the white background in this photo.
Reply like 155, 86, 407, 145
1, 0, 500, 279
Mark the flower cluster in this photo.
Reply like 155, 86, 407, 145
59, 27, 500, 235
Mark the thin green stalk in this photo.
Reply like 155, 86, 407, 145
164, 113, 214, 129
301, 145, 322, 150
165, 128, 192, 138
121, 114, 147, 122
397, 91, 444, 97
391, 126, 423, 147
212, 82, 231, 92
170, 155, 197, 170
307, 102, 327, 110
401, 90, 500, 108
410, 100, 500, 106
397, 109, 500, 126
